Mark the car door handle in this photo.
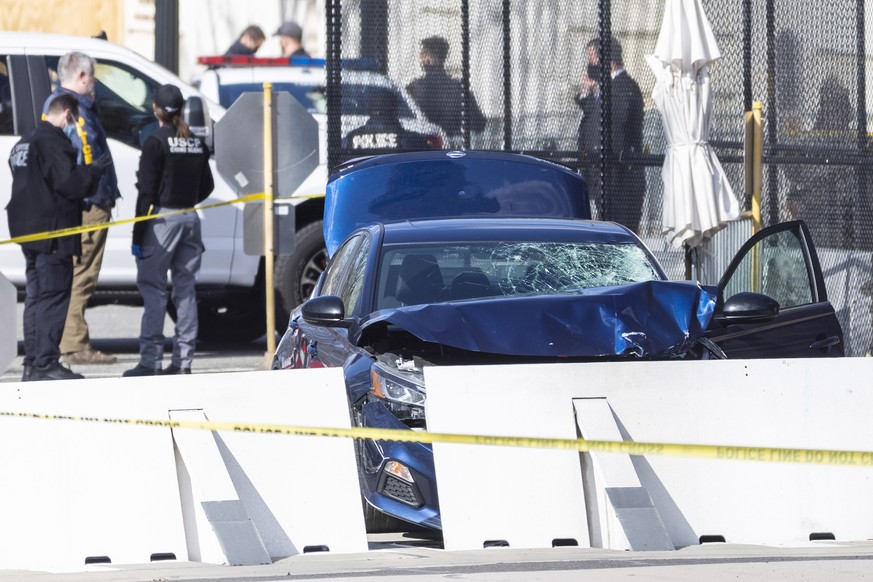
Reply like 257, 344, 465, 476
810, 336, 841, 350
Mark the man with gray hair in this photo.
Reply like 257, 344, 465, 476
42, 51, 120, 365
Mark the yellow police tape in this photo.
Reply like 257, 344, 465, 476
2, 410, 872, 468
0, 192, 325, 246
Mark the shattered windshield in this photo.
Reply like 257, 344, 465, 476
376, 242, 660, 309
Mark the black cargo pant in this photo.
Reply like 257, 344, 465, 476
22, 248, 73, 368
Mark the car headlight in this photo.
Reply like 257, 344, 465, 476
370, 362, 426, 422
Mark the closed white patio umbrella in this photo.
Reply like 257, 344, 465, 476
646, 0, 739, 248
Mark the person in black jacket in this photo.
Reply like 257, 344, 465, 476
123, 84, 214, 377
6, 93, 107, 381
342, 92, 435, 152
406, 36, 486, 149
576, 38, 604, 218
275, 21, 310, 59
224, 25, 265, 56
576, 37, 646, 232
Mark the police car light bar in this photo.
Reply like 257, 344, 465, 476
197, 55, 328, 67
197, 56, 380, 71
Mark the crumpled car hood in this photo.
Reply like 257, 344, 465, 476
362, 280, 716, 358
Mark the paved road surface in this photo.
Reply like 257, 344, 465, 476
1, 541, 873, 581
1, 304, 268, 382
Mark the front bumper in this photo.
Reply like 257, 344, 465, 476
358, 400, 441, 530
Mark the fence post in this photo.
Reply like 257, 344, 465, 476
743, 101, 764, 292
764, 0, 778, 226
744, 101, 763, 234
462, 0, 472, 150
154, 0, 179, 74
501, 0, 512, 150
742, 0, 752, 112
855, 0, 868, 249
263, 83, 276, 356
326, 0, 343, 170
598, 0, 612, 221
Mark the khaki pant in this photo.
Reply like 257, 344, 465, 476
60, 205, 110, 354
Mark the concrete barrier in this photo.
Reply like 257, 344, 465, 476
0, 271, 15, 374
0, 369, 365, 571
425, 358, 873, 551
5, 356, 873, 568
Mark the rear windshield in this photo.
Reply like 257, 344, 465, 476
324, 158, 590, 254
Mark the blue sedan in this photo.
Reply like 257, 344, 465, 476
274, 213, 843, 531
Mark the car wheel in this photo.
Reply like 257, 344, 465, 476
274, 220, 327, 329
361, 494, 408, 534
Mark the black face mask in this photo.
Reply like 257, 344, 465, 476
587, 64, 601, 82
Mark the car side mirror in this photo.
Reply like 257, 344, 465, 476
721, 291, 780, 322
302, 295, 350, 327
183, 96, 213, 153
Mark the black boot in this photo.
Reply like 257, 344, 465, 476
31, 361, 84, 381
122, 364, 161, 377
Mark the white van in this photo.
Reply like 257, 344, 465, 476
0, 33, 330, 342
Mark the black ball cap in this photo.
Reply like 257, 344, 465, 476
154, 84, 185, 113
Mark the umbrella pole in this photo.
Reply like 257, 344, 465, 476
684, 244, 693, 281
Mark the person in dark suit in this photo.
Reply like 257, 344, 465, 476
406, 36, 485, 148
576, 37, 646, 232
6, 94, 107, 381
224, 25, 265, 56
576, 38, 603, 218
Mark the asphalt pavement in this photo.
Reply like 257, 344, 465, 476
2, 541, 873, 581
0, 303, 269, 382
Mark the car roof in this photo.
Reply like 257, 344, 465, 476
377, 218, 639, 246
331, 149, 579, 178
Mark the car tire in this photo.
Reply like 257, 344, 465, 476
274, 220, 327, 329
361, 495, 408, 534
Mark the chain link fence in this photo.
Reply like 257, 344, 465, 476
326, 0, 872, 356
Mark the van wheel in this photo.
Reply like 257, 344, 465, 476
274, 221, 327, 328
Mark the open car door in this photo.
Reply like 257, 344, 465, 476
706, 220, 844, 358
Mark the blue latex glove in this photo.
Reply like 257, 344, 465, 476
131, 244, 143, 259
